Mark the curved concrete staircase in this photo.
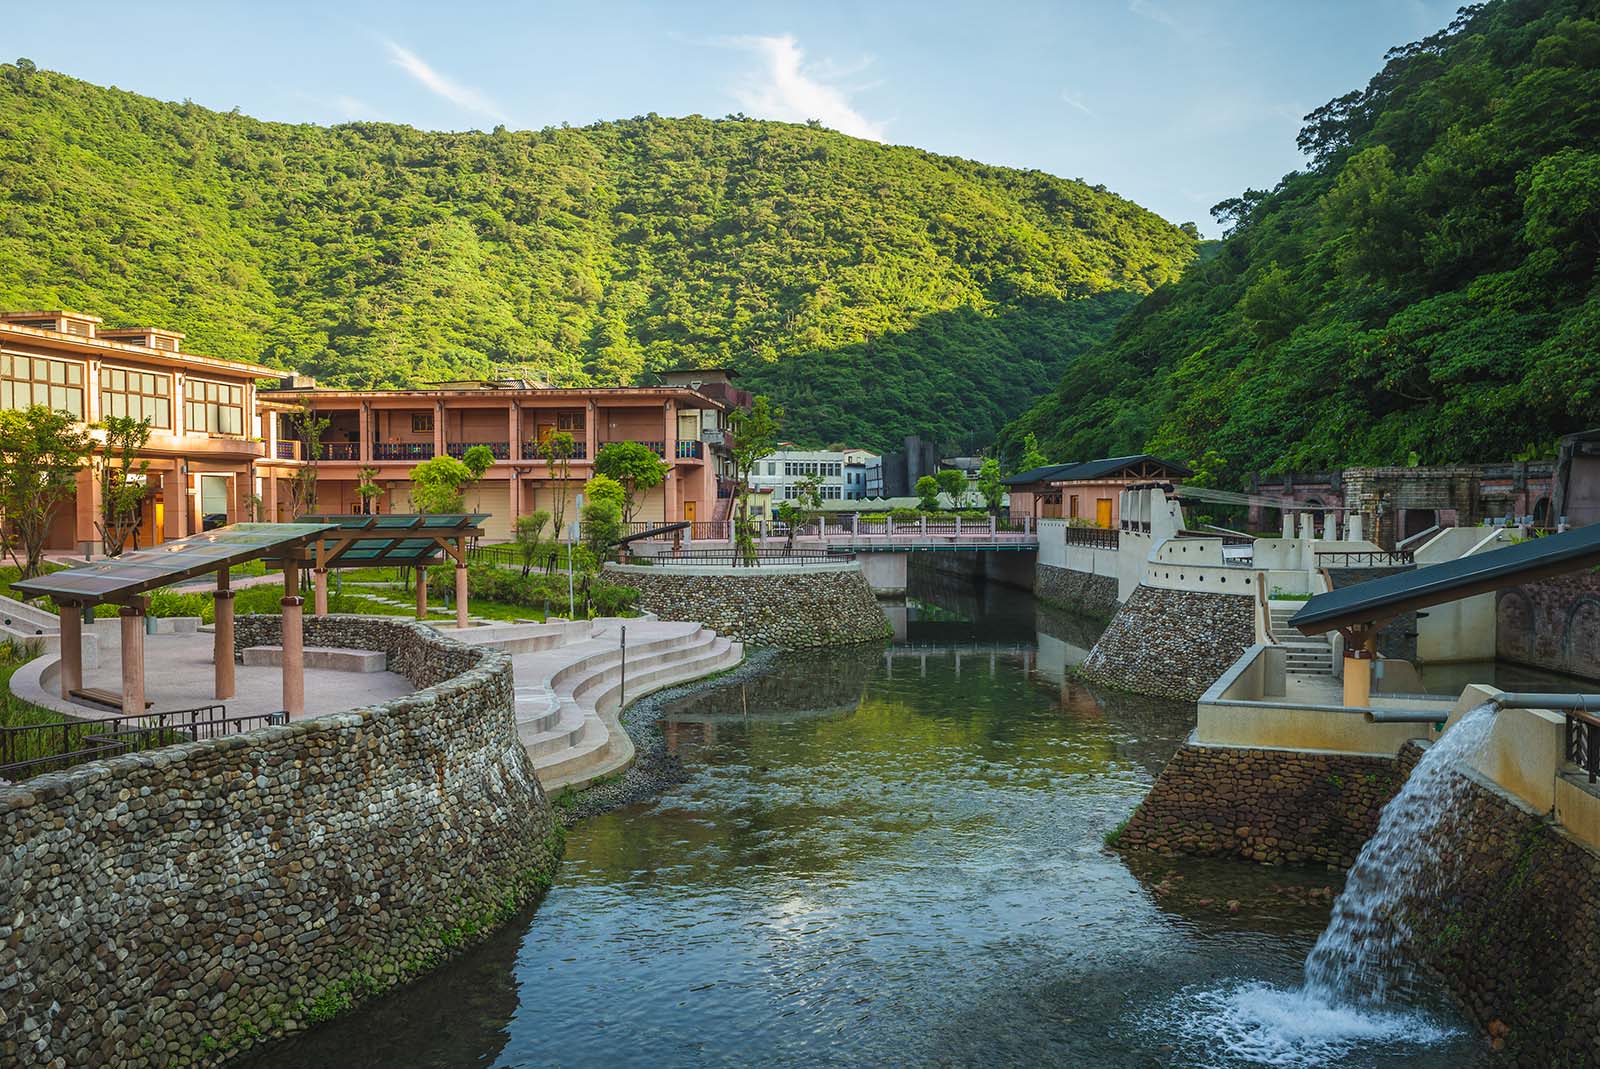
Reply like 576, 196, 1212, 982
438, 617, 742, 792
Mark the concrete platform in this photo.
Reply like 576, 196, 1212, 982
242, 645, 388, 673
11, 631, 414, 721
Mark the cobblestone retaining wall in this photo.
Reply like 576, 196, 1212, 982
1081, 586, 1254, 699
603, 563, 890, 648
1390, 743, 1600, 1061
1034, 562, 1119, 617
1497, 570, 1600, 681
1117, 742, 1402, 867
0, 617, 561, 1069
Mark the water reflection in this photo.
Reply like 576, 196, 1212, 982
243, 573, 1483, 1068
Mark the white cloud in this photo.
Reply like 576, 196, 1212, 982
1060, 90, 1094, 116
384, 39, 507, 124
333, 95, 378, 120
730, 34, 886, 142
1128, 0, 1179, 30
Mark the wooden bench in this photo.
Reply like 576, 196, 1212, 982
69, 687, 152, 712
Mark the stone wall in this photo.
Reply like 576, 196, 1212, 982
1034, 562, 1118, 617
1117, 742, 1402, 867
1497, 569, 1600, 681
603, 563, 890, 649
0, 616, 562, 1069
1081, 586, 1254, 699
1392, 743, 1600, 1061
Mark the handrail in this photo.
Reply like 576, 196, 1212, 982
1396, 524, 1441, 550
1256, 571, 1275, 645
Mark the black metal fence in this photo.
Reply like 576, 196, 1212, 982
1062, 526, 1120, 550
0, 705, 284, 781
1315, 550, 1415, 568
1568, 710, 1600, 783
624, 548, 844, 567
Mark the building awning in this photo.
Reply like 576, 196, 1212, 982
10, 523, 335, 607
1292, 523, 1600, 636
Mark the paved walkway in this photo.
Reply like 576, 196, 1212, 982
13, 628, 414, 721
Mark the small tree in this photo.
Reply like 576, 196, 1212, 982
776, 472, 824, 549
936, 468, 969, 510
287, 402, 331, 518
409, 455, 476, 514
0, 406, 93, 578
582, 497, 623, 564
540, 431, 577, 541
583, 474, 627, 515
593, 440, 667, 524
514, 510, 550, 577
915, 475, 941, 512
95, 415, 152, 557
726, 396, 783, 565
355, 466, 383, 515
977, 458, 1005, 514
1018, 432, 1049, 473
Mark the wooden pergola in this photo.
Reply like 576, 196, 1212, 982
10, 523, 337, 718
269, 514, 488, 628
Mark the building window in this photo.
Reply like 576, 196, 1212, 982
1, 353, 85, 418
411, 411, 435, 433
557, 410, 585, 431
821, 485, 841, 499
99, 366, 172, 428
767, 462, 776, 476
185, 379, 244, 436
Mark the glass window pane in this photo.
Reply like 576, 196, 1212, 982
67, 363, 81, 385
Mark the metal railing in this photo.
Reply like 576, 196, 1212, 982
520, 440, 588, 461
275, 440, 299, 460
601, 439, 665, 457
374, 442, 434, 462
318, 442, 360, 461
1315, 550, 1415, 568
0, 705, 283, 781
625, 548, 844, 567
446, 441, 510, 460
1567, 709, 1600, 783
1063, 526, 1120, 550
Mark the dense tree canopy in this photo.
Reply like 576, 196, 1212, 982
0, 64, 1195, 452
1001, 0, 1600, 483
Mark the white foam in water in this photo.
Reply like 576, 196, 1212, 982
1163, 981, 1458, 1068
1148, 702, 1496, 1064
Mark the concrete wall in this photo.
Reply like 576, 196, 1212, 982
1496, 569, 1600, 682
0, 616, 562, 1069
603, 562, 890, 648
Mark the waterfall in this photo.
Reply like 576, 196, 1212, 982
1301, 701, 1496, 1004
1149, 703, 1495, 1065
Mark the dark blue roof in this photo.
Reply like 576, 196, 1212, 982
1001, 454, 1191, 486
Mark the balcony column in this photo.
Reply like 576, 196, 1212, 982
584, 400, 598, 463
266, 471, 279, 523
360, 402, 373, 464
665, 469, 679, 524
508, 401, 520, 462
509, 468, 524, 523
433, 401, 446, 459
163, 461, 189, 542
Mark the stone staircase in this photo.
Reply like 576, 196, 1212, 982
1269, 602, 1334, 676
447, 617, 742, 792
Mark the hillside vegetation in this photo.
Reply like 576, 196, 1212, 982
0, 63, 1195, 451
1003, 0, 1600, 479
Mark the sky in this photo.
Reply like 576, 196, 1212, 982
8, 0, 1461, 234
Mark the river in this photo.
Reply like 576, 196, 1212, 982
248, 574, 1485, 1068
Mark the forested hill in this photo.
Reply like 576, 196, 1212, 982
0, 64, 1196, 452
1002, 0, 1600, 479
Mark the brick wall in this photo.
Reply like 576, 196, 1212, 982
1497, 570, 1600, 681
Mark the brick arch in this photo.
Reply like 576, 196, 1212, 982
1496, 588, 1536, 663
1561, 596, 1600, 675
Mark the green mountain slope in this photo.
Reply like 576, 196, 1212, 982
0, 63, 1195, 452
1002, 0, 1600, 479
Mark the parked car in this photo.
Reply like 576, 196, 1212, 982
202, 513, 228, 531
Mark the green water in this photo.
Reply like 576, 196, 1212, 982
249, 579, 1483, 1068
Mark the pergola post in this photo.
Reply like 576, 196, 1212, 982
58, 601, 83, 699
119, 598, 147, 715
415, 566, 428, 620
1341, 625, 1378, 708
281, 563, 304, 717
313, 568, 329, 616
214, 571, 235, 701
455, 562, 469, 629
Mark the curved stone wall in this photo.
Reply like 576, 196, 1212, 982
603, 562, 890, 648
1081, 586, 1255, 699
0, 616, 562, 1069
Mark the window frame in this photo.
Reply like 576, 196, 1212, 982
0, 351, 86, 419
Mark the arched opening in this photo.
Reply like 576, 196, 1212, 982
1532, 496, 1552, 528
1402, 508, 1437, 539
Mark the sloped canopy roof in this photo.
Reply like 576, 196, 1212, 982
1292, 523, 1600, 636
1002, 454, 1192, 487
269, 514, 488, 569
10, 523, 336, 606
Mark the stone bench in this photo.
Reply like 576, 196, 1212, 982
241, 645, 387, 673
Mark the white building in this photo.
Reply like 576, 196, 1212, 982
750, 445, 883, 503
